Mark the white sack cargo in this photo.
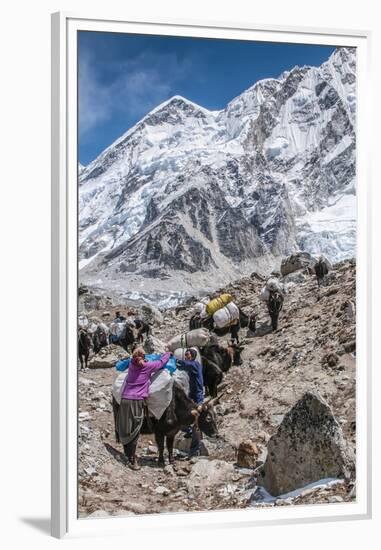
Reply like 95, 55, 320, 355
266, 278, 282, 292
168, 328, 210, 351
174, 347, 202, 365
99, 322, 110, 335
260, 286, 270, 302
87, 321, 98, 334
145, 369, 174, 420
194, 302, 208, 318
110, 321, 125, 338
112, 372, 128, 405
112, 369, 174, 420
213, 302, 240, 328
172, 369, 190, 397
78, 315, 89, 328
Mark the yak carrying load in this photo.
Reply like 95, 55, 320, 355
190, 293, 247, 341
167, 328, 211, 351
194, 293, 240, 330
112, 347, 203, 420
206, 293, 240, 330
213, 301, 240, 328
113, 365, 174, 420
206, 293, 233, 316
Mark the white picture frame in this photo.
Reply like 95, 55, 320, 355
51, 11, 372, 539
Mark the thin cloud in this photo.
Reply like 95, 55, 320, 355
79, 50, 194, 139
79, 53, 111, 136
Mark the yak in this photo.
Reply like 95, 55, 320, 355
112, 323, 137, 352
314, 257, 330, 287
92, 323, 110, 354
189, 308, 255, 343
201, 343, 244, 397
78, 328, 92, 370
133, 319, 151, 343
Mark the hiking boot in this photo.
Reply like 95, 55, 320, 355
187, 451, 201, 461
127, 457, 141, 471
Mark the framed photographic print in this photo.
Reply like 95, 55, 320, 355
51, 12, 372, 539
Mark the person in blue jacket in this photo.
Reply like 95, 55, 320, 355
177, 348, 204, 457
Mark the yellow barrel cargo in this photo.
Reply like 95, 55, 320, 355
206, 293, 233, 316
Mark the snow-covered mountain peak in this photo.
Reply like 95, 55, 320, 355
79, 47, 357, 303
153, 94, 214, 115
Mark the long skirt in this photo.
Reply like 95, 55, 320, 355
117, 398, 144, 446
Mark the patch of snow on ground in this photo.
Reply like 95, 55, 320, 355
252, 477, 342, 504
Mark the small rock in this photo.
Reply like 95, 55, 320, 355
237, 440, 259, 469
256, 431, 270, 444
322, 352, 340, 368
328, 495, 344, 503
235, 467, 255, 476
125, 502, 147, 514
154, 486, 170, 496
176, 469, 189, 477
275, 497, 294, 506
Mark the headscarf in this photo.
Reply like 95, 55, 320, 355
186, 348, 197, 361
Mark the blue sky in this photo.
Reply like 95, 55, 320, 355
78, 32, 336, 165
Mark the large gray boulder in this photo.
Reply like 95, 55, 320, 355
87, 345, 127, 369
186, 459, 235, 494
258, 391, 355, 496
280, 252, 315, 277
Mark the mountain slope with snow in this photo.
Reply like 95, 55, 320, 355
79, 47, 356, 303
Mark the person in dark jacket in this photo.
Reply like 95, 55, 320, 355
114, 311, 126, 322
177, 348, 204, 457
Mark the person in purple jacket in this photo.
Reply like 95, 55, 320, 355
117, 347, 171, 470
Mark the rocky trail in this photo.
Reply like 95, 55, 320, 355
78, 258, 356, 518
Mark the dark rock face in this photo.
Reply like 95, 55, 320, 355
105, 221, 217, 275
102, 178, 265, 276
258, 391, 355, 496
